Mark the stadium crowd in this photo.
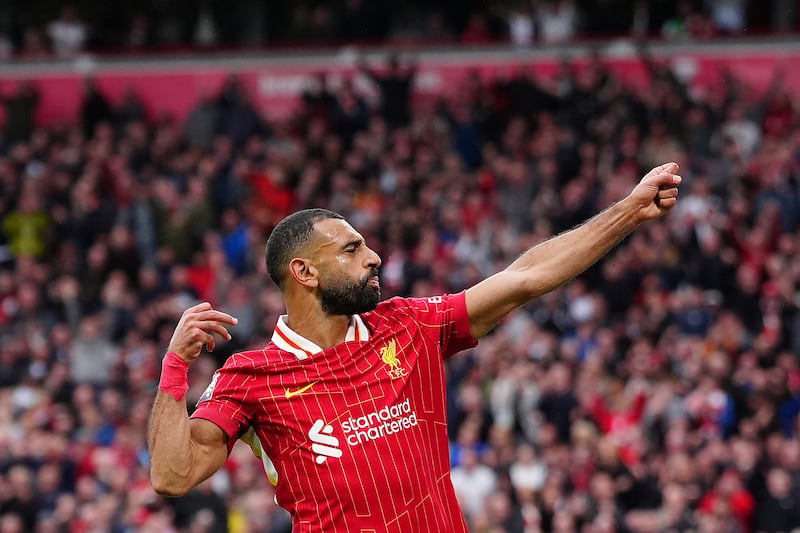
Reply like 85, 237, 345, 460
2, 45, 800, 533
1, 0, 798, 60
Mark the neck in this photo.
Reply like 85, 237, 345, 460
285, 301, 352, 350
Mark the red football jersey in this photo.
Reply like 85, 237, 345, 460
191, 292, 478, 532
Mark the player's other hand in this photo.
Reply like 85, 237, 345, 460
629, 162, 682, 222
167, 302, 238, 364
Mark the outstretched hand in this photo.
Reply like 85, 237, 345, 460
629, 162, 682, 222
167, 302, 238, 364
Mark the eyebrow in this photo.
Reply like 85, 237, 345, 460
343, 239, 363, 250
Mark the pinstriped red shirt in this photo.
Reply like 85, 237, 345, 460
192, 292, 478, 532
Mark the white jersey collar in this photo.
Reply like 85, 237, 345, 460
271, 314, 370, 360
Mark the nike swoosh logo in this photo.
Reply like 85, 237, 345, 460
285, 382, 318, 399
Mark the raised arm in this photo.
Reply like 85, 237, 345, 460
465, 163, 681, 338
148, 302, 238, 497
357, 56, 379, 83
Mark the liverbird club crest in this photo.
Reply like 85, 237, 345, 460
380, 339, 407, 379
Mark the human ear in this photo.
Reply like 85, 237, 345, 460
288, 258, 319, 288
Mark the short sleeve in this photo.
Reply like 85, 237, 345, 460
191, 366, 252, 452
403, 291, 478, 358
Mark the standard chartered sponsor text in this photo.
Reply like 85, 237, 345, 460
341, 398, 418, 446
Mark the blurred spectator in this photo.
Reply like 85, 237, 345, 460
753, 467, 800, 531
46, 5, 88, 58
719, 103, 762, 160
116, 86, 148, 129
80, 78, 113, 139
126, 13, 154, 50
2, 186, 50, 259
706, 0, 747, 34
771, 0, 798, 31
507, 6, 535, 47
698, 468, 755, 531
473, 490, 526, 531
168, 478, 227, 533
331, 79, 369, 148
18, 28, 49, 60
184, 88, 221, 151
68, 315, 118, 385
217, 76, 266, 148
535, 0, 578, 43
193, 6, 219, 47
300, 73, 338, 124
537, 363, 580, 443
228, 486, 291, 533
358, 53, 417, 128
450, 447, 497, 521
287, 4, 337, 44
509, 442, 548, 493
0, 465, 37, 531
628, 482, 698, 531
588, 378, 648, 465
0, 81, 39, 147
0, 32, 11, 60
662, 0, 717, 39
460, 13, 494, 45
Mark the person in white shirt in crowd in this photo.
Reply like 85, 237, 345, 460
508, 6, 535, 47
450, 446, 498, 521
535, 0, 577, 43
47, 5, 88, 57
510, 442, 548, 493
705, 0, 746, 33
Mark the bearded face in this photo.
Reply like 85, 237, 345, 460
319, 267, 380, 316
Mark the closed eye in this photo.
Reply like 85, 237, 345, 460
343, 240, 362, 254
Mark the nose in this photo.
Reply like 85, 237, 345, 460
366, 247, 381, 269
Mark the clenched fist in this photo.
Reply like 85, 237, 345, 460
629, 162, 682, 222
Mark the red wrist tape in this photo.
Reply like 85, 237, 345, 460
159, 352, 190, 402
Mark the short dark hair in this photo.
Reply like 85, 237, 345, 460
265, 208, 345, 288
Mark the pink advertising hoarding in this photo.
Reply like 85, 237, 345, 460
1, 43, 799, 127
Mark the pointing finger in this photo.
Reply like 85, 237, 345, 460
193, 309, 239, 325
187, 301, 213, 312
